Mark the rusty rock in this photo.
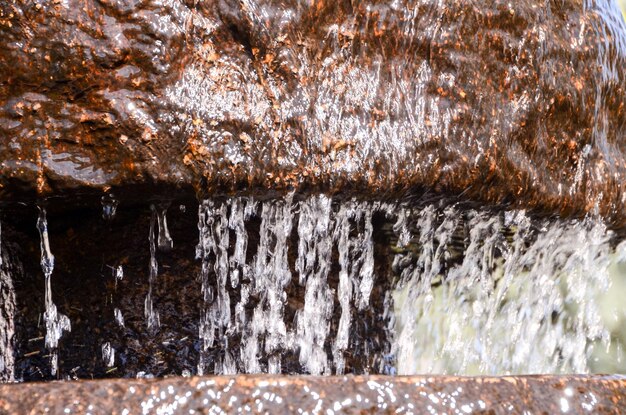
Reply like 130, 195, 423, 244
0, 0, 625, 226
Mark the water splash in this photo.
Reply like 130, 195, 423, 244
101, 342, 115, 367
145, 206, 160, 331
390, 205, 615, 375
114, 308, 125, 328
36, 208, 71, 376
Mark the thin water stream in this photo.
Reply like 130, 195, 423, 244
36, 208, 71, 376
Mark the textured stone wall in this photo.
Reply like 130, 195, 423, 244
0, 0, 625, 226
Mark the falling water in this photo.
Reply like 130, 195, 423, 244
156, 204, 173, 252
3, 194, 622, 379
36, 208, 71, 376
196, 199, 232, 375
332, 200, 380, 374
145, 206, 161, 331
294, 195, 333, 375
390, 205, 618, 375
0, 219, 3, 269
243, 196, 293, 374
190, 194, 625, 376
114, 308, 125, 328
193, 195, 392, 375
115, 265, 123, 282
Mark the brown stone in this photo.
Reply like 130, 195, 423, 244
0, 0, 625, 225
0, 375, 625, 414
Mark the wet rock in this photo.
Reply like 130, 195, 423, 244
0, 374, 624, 414
0, 0, 625, 226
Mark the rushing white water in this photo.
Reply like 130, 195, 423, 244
36, 208, 71, 376
191, 194, 625, 376
194, 195, 392, 375
390, 206, 618, 375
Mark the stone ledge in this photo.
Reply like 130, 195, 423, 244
0, 375, 624, 414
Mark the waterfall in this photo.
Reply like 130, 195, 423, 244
194, 195, 391, 375
390, 206, 616, 375
0, 194, 622, 379
194, 195, 622, 375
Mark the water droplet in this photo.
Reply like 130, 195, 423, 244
155, 204, 173, 252
101, 194, 119, 221
114, 308, 125, 327
101, 342, 115, 367
115, 265, 123, 281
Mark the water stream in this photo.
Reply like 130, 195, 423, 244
145, 206, 161, 332
36, 208, 71, 376
190, 195, 626, 376
390, 206, 620, 375
0, 0, 623, 394
1, 195, 625, 380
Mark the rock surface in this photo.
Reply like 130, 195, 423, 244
0, 374, 625, 414
0, 0, 625, 226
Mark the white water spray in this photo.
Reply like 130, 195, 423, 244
390, 206, 616, 375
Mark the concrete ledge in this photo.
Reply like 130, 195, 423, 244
0, 375, 624, 414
